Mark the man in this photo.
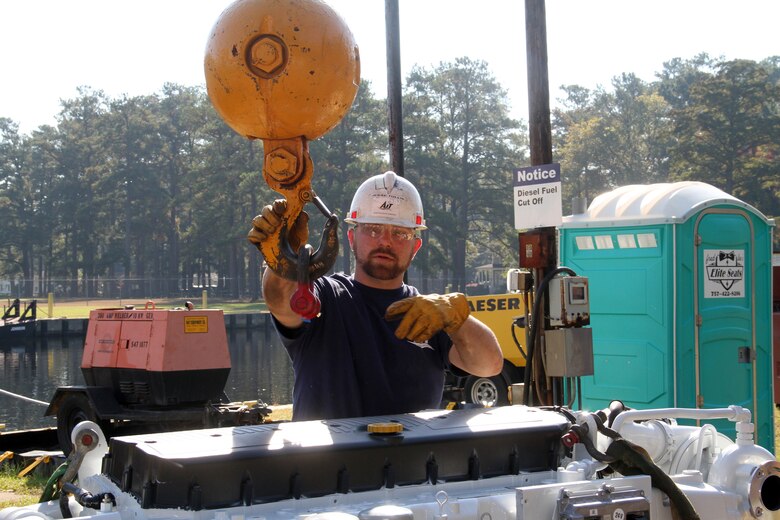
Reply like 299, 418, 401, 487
249, 171, 503, 421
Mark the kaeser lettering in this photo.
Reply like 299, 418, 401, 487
467, 297, 521, 312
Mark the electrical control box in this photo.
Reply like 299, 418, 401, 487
518, 231, 553, 268
548, 276, 590, 327
544, 327, 594, 377
506, 268, 532, 293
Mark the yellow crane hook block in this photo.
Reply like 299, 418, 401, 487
204, 0, 360, 283
204, 0, 360, 143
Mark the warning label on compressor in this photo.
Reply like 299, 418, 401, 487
184, 316, 209, 333
703, 249, 745, 298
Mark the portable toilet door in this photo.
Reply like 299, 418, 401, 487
678, 202, 775, 448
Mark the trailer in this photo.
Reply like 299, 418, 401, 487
44, 303, 269, 452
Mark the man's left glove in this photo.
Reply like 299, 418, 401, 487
385, 292, 470, 343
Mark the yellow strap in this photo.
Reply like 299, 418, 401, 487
18, 456, 50, 478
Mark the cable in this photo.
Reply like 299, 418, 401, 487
0, 388, 48, 406
510, 318, 527, 361
523, 266, 577, 406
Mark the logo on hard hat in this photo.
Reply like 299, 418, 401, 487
379, 202, 393, 210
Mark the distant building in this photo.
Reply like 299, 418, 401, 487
466, 264, 508, 295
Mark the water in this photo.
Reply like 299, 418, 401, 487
0, 326, 294, 432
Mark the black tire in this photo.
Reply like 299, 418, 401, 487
464, 374, 510, 407
56, 393, 101, 454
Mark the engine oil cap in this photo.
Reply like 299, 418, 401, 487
367, 422, 403, 434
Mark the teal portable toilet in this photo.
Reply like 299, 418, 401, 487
558, 181, 775, 451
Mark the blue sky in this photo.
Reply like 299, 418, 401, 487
2, 0, 778, 134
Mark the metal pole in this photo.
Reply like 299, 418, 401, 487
525, 0, 557, 406
385, 0, 404, 177
385, 0, 411, 285
525, 0, 553, 166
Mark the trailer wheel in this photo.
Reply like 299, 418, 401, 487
56, 393, 102, 454
464, 375, 509, 407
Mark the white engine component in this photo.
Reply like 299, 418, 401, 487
1, 406, 777, 520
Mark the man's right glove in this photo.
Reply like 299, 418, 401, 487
385, 292, 470, 343
248, 199, 309, 258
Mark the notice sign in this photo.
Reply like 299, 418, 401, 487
703, 249, 745, 298
513, 163, 562, 229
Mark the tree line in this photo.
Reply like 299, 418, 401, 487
0, 54, 777, 301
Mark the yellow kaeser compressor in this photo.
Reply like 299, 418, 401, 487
204, 0, 360, 318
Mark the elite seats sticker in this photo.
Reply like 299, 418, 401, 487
703, 249, 745, 298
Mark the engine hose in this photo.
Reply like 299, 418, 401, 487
571, 407, 700, 520
592, 413, 621, 440
59, 482, 115, 517
568, 423, 616, 463
540, 405, 577, 424
605, 438, 700, 520
58, 492, 70, 519
522, 266, 577, 405
604, 400, 628, 428
38, 461, 69, 502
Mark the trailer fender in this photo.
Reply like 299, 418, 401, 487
47, 387, 118, 454
45, 386, 121, 419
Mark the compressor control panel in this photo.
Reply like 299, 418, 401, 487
548, 276, 590, 327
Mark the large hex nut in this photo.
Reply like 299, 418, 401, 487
264, 147, 299, 183
246, 35, 287, 78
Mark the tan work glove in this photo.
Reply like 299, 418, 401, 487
248, 199, 309, 254
385, 293, 470, 343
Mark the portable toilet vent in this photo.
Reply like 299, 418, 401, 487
559, 181, 775, 451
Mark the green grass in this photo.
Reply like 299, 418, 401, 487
33, 298, 268, 320
0, 464, 49, 508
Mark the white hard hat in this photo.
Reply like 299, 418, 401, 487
344, 171, 427, 229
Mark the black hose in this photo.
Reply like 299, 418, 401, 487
59, 492, 71, 519
569, 424, 616, 463
540, 405, 577, 423
606, 400, 628, 428
510, 318, 527, 361
60, 482, 116, 513
522, 266, 577, 405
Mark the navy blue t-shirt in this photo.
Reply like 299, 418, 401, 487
273, 273, 453, 421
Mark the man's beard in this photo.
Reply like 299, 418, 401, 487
354, 244, 413, 281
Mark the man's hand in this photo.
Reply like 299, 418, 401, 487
385, 292, 470, 342
248, 199, 309, 254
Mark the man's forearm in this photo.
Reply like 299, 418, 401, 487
262, 267, 303, 328
448, 316, 504, 377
